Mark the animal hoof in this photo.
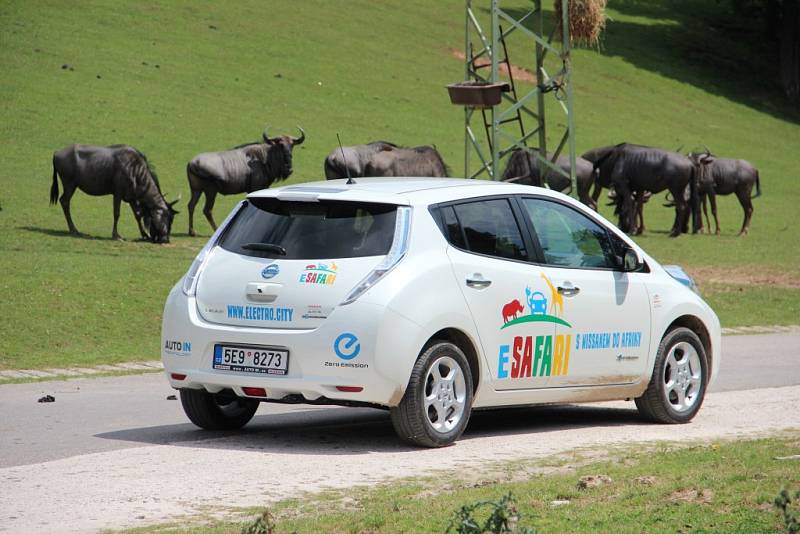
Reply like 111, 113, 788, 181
188, 230, 197, 237
113, 234, 125, 241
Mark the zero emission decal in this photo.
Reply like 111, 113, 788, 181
299, 262, 338, 285
324, 332, 369, 369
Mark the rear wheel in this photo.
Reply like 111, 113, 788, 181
390, 341, 473, 448
635, 327, 708, 423
179, 388, 259, 430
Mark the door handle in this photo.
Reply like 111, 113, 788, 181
466, 275, 492, 289
557, 284, 580, 296
245, 282, 280, 302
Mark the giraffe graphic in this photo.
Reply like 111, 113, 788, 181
540, 273, 563, 317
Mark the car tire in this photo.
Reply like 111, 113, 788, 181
635, 327, 708, 424
390, 341, 473, 448
179, 388, 259, 430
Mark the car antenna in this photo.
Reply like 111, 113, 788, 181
337, 133, 356, 185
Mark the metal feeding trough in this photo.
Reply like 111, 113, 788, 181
447, 81, 510, 108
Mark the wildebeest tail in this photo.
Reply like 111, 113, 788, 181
752, 169, 761, 198
690, 163, 701, 233
50, 163, 59, 205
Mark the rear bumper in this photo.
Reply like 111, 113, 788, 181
160, 282, 425, 407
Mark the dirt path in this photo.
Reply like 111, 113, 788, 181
1, 385, 798, 533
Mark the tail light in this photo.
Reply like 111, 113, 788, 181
341, 206, 412, 305
182, 201, 246, 297
242, 387, 267, 397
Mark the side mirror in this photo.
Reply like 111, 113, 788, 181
622, 247, 643, 272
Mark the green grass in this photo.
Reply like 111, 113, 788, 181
2, 0, 799, 369
119, 434, 800, 533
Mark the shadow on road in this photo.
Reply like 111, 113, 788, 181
95, 403, 644, 455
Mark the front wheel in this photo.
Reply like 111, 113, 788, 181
390, 341, 473, 448
635, 327, 708, 423
179, 388, 259, 430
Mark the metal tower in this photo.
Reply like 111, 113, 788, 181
456, 0, 577, 191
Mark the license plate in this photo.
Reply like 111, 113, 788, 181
213, 344, 289, 375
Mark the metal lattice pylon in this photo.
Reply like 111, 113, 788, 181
461, 0, 577, 191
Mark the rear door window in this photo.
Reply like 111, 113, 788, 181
219, 198, 397, 260
450, 199, 528, 261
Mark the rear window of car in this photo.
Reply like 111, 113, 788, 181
435, 198, 528, 261
219, 198, 397, 260
453, 200, 527, 261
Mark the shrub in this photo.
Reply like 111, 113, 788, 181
446, 492, 536, 534
775, 488, 800, 534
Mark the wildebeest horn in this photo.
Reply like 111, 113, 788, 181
168, 193, 182, 209
704, 145, 711, 155
292, 126, 306, 145
262, 126, 270, 143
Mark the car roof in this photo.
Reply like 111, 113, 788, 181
248, 177, 563, 206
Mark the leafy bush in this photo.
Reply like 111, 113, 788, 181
446, 492, 536, 534
241, 510, 276, 534
775, 488, 800, 534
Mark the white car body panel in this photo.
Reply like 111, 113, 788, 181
162, 177, 721, 414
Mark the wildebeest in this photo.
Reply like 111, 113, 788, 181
501, 148, 595, 205
688, 151, 761, 236
364, 145, 448, 177
324, 142, 448, 179
593, 143, 695, 237
186, 127, 305, 235
50, 144, 178, 243
580, 145, 618, 209
324, 141, 397, 179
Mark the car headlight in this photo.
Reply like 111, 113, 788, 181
662, 264, 700, 295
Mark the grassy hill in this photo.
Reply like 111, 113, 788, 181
1, 0, 798, 369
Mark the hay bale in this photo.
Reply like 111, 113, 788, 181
554, 0, 607, 48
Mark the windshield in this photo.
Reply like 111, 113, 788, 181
219, 198, 398, 260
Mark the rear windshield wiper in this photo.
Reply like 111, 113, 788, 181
241, 242, 287, 255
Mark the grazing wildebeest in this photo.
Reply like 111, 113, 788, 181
186, 127, 305, 235
501, 148, 595, 204
361, 145, 449, 177
593, 143, 695, 237
323, 141, 397, 179
50, 144, 179, 243
580, 145, 618, 209
687, 151, 761, 236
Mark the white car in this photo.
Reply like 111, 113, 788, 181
161, 178, 721, 447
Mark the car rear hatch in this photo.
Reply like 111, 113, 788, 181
195, 196, 402, 329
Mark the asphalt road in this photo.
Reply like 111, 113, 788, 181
0, 332, 798, 470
